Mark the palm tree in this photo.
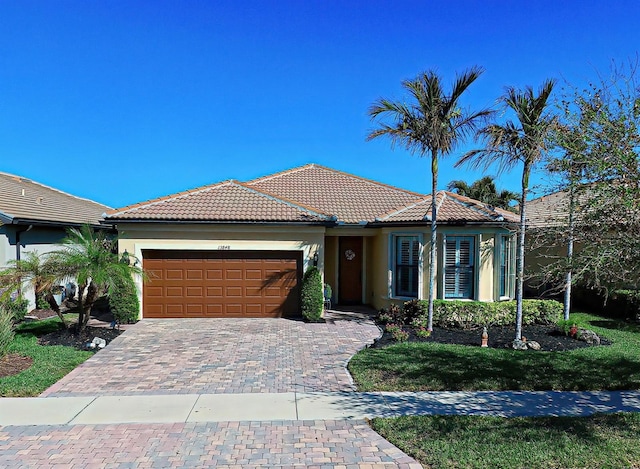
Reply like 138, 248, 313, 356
368, 67, 491, 330
47, 226, 143, 331
456, 79, 557, 342
0, 251, 67, 327
446, 175, 519, 210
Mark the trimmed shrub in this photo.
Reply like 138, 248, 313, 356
377, 299, 563, 329
0, 295, 29, 322
0, 308, 14, 358
109, 277, 140, 324
301, 266, 324, 321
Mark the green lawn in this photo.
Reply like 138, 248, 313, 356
349, 313, 640, 391
0, 317, 92, 397
372, 413, 640, 469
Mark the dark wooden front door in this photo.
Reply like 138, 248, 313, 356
338, 237, 363, 304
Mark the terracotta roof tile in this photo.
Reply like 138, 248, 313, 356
247, 164, 424, 223
376, 191, 519, 224
0, 172, 111, 226
526, 191, 570, 228
107, 180, 331, 222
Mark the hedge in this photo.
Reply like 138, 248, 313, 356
378, 299, 563, 329
301, 266, 324, 321
109, 276, 140, 324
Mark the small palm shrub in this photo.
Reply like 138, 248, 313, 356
109, 276, 140, 324
301, 266, 323, 321
0, 308, 14, 358
0, 295, 29, 322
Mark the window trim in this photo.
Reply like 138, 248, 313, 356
389, 233, 423, 300
442, 234, 477, 300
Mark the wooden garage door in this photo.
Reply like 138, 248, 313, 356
143, 250, 302, 318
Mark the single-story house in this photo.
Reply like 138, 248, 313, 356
0, 171, 113, 308
105, 164, 519, 318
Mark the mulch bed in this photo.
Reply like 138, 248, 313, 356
38, 325, 123, 350
373, 324, 611, 351
0, 354, 33, 378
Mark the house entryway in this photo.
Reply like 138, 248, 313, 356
338, 236, 363, 305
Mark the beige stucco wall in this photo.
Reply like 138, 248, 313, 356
370, 226, 514, 311
117, 223, 326, 318
117, 222, 514, 317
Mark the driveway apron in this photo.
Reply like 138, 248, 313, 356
41, 317, 381, 397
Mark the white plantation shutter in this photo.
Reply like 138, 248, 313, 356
444, 236, 475, 299
395, 236, 420, 297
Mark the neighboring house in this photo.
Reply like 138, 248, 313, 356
0, 171, 112, 308
105, 164, 519, 319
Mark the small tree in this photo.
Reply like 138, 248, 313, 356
301, 266, 324, 321
47, 226, 143, 331
457, 79, 557, 342
368, 67, 491, 331
0, 251, 67, 327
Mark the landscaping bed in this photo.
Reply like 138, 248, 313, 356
38, 325, 123, 349
373, 324, 610, 352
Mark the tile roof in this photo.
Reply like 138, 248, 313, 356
107, 180, 332, 222
526, 190, 570, 228
0, 172, 111, 226
107, 163, 519, 226
247, 164, 424, 223
375, 191, 519, 224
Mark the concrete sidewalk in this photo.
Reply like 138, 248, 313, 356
2, 390, 640, 426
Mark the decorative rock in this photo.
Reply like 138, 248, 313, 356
91, 337, 107, 349
527, 340, 541, 350
512, 339, 528, 350
578, 329, 601, 346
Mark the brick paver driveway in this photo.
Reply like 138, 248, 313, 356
42, 316, 381, 397
9, 315, 423, 468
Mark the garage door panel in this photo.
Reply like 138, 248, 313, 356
225, 269, 243, 280
165, 287, 184, 297
207, 286, 223, 297
186, 269, 203, 280
186, 287, 203, 297
143, 250, 301, 318
166, 270, 184, 280
206, 269, 223, 280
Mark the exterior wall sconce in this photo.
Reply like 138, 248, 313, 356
313, 252, 319, 267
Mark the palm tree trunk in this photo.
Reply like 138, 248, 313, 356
79, 281, 98, 332
44, 291, 68, 329
515, 164, 529, 341
77, 281, 87, 330
427, 149, 438, 331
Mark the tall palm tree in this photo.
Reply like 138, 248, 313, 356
0, 251, 67, 327
446, 175, 519, 210
368, 67, 491, 330
47, 226, 143, 331
457, 79, 557, 342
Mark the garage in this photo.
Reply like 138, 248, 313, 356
142, 250, 302, 318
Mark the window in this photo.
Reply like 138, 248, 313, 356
444, 236, 475, 299
393, 235, 420, 298
499, 235, 515, 298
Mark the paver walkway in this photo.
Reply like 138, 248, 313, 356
41, 316, 381, 397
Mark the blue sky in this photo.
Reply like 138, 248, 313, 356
1, 1, 638, 208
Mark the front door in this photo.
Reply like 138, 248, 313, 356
338, 236, 363, 304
